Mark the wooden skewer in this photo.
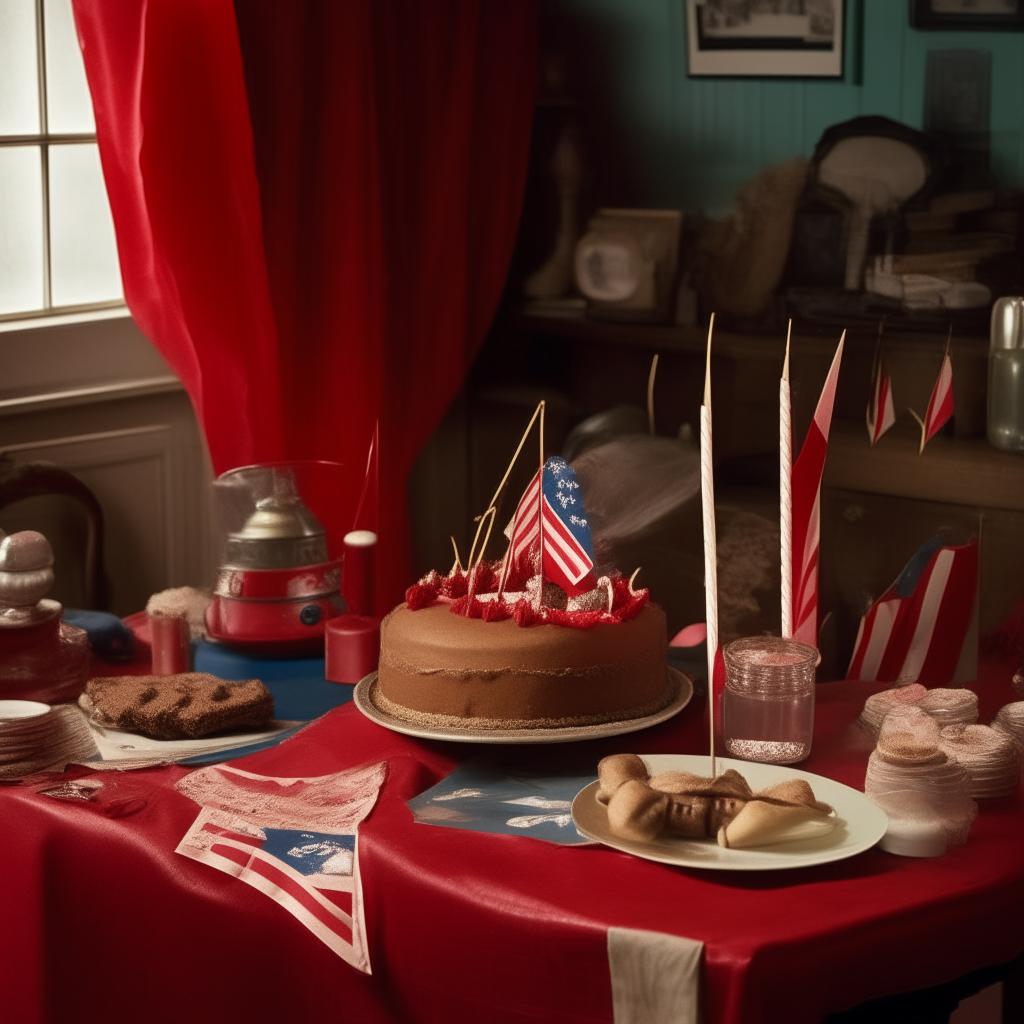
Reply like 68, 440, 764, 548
647, 353, 660, 436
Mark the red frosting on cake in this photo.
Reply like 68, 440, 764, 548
404, 564, 648, 629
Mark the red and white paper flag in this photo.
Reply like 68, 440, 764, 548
176, 762, 386, 973
846, 538, 978, 686
916, 336, 954, 454
866, 329, 896, 445
790, 333, 845, 647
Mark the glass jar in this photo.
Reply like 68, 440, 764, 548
988, 296, 1024, 452
722, 636, 820, 765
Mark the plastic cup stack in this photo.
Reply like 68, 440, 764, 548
939, 723, 1020, 799
915, 687, 979, 729
991, 701, 1024, 755
866, 706, 977, 855
858, 683, 927, 737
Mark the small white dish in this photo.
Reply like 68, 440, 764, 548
0, 700, 52, 722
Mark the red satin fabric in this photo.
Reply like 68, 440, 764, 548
2, 662, 1023, 1024
72, 0, 538, 612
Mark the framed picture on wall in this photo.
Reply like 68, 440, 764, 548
910, 0, 1024, 31
686, 0, 845, 78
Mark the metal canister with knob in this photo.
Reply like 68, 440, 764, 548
988, 296, 1024, 452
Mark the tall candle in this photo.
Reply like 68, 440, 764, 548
780, 321, 793, 639
701, 314, 719, 778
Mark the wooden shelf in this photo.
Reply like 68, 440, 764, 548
825, 420, 1024, 513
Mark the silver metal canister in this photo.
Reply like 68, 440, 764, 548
988, 296, 1024, 452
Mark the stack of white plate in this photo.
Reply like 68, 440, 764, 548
940, 723, 1020, 799
0, 700, 59, 768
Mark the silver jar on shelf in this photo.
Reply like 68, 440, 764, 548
988, 296, 1024, 452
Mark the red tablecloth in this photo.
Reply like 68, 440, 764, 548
2, 662, 1022, 1024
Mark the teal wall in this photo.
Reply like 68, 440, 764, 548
551, 0, 1024, 216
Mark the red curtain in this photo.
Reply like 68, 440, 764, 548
73, 0, 538, 612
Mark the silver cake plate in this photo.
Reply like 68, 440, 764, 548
352, 667, 693, 745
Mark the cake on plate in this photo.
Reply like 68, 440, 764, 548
371, 451, 678, 731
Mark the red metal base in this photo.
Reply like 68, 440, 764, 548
206, 564, 344, 656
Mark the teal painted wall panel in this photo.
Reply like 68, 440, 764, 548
552, 0, 1024, 216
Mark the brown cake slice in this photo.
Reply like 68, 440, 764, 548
85, 673, 274, 739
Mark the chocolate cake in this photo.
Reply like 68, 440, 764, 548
84, 672, 273, 739
375, 598, 671, 730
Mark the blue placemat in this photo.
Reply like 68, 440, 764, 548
408, 756, 599, 845
193, 640, 353, 721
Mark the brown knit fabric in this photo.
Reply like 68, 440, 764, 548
86, 673, 273, 739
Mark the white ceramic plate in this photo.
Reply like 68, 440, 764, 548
572, 754, 888, 871
0, 700, 52, 721
353, 669, 692, 745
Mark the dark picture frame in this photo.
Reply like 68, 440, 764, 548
910, 0, 1024, 31
686, 0, 845, 78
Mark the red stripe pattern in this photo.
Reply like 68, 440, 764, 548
922, 349, 954, 448
791, 339, 843, 646
846, 541, 977, 685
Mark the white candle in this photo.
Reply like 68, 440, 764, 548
701, 314, 718, 778
780, 321, 793, 639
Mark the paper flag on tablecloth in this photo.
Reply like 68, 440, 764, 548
791, 336, 844, 647
846, 538, 978, 686
175, 762, 385, 972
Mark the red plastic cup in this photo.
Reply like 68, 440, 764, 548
325, 614, 380, 684
149, 611, 190, 675
342, 530, 376, 616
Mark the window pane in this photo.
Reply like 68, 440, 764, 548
0, 0, 40, 135
44, 0, 95, 133
49, 143, 122, 306
0, 146, 44, 314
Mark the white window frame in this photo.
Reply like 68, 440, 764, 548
1, 0, 177, 408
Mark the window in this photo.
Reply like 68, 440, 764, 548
0, 0, 124, 321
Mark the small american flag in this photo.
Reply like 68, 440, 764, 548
918, 340, 954, 453
176, 763, 385, 973
846, 538, 978, 686
791, 336, 844, 646
503, 458, 595, 596
866, 340, 895, 445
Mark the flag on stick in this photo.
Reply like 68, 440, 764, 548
913, 331, 954, 454
846, 538, 978, 686
791, 332, 845, 647
503, 458, 595, 596
866, 321, 895, 445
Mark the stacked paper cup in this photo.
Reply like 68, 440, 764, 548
865, 706, 977, 856
858, 684, 927, 737
991, 701, 1024, 753
940, 723, 1020, 799
915, 688, 979, 728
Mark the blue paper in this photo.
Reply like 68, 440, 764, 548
408, 757, 598, 845
193, 640, 353, 721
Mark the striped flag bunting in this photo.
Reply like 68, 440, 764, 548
866, 336, 895, 445
176, 763, 385, 972
846, 538, 978, 686
503, 457, 595, 596
917, 340, 954, 453
791, 335, 844, 647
